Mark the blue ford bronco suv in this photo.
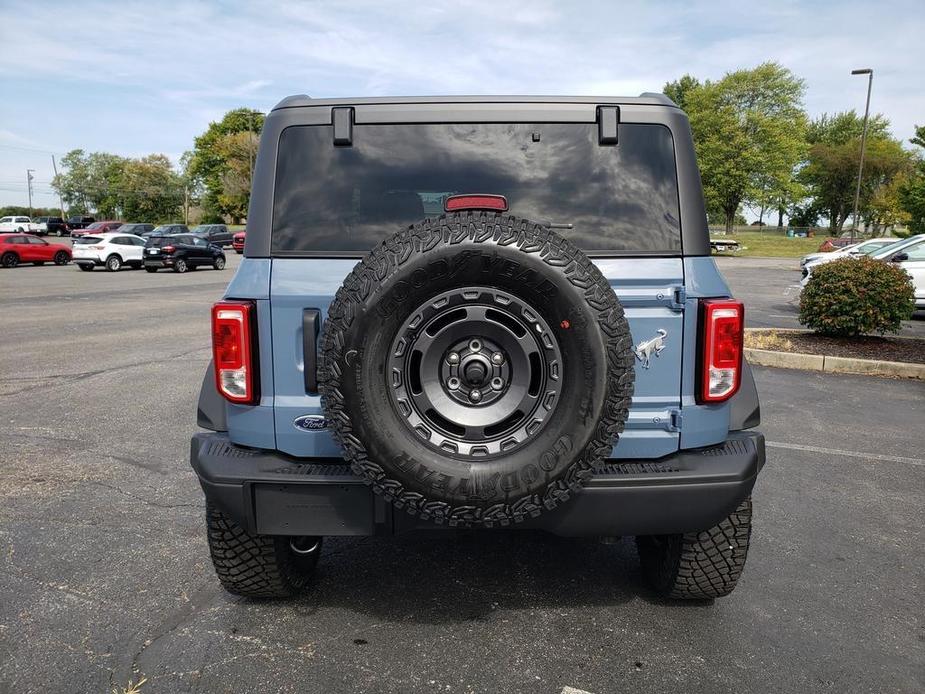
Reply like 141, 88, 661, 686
192, 95, 764, 600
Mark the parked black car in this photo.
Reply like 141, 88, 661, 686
66, 215, 95, 231
118, 223, 155, 236
142, 223, 188, 239
190, 224, 233, 247
34, 216, 69, 236
143, 233, 226, 273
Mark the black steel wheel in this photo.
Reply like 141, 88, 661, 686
320, 212, 634, 527
388, 287, 564, 457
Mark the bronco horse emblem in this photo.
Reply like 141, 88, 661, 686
633, 329, 668, 369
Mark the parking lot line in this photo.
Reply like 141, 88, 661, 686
766, 441, 925, 467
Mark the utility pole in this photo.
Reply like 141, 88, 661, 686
51, 155, 65, 218
850, 68, 873, 241
26, 169, 35, 217
184, 185, 189, 225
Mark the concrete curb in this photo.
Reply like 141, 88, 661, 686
745, 348, 925, 379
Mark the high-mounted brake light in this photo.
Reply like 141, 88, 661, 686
444, 194, 508, 212
698, 299, 744, 403
212, 300, 259, 405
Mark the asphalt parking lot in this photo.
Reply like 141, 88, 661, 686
1, 253, 923, 694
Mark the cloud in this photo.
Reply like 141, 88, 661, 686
0, 0, 922, 207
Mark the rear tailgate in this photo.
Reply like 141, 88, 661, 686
269, 257, 684, 459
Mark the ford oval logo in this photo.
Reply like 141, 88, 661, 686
293, 415, 328, 432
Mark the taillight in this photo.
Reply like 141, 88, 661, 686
212, 300, 259, 404
162, 245, 176, 254
698, 299, 744, 403
444, 194, 508, 212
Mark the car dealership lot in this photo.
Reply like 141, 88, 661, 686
1, 256, 923, 694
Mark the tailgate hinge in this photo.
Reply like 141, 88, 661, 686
670, 285, 687, 311
667, 409, 683, 432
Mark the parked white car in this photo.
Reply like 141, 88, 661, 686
0, 216, 39, 233
72, 232, 147, 271
800, 237, 896, 269
872, 235, 925, 309
800, 235, 925, 308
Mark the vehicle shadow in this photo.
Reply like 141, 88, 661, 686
288, 530, 671, 623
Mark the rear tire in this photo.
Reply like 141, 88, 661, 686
213, 256, 226, 270
106, 255, 122, 272
206, 504, 322, 598
636, 496, 753, 599
173, 258, 188, 273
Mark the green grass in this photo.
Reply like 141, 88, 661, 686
714, 231, 823, 258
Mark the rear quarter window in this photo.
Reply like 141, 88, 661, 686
271, 122, 681, 256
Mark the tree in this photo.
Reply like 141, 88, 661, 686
52, 150, 183, 222
53, 149, 126, 217
684, 62, 807, 233
187, 108, 264, 222
800, 111, 908, 231
899, 125, 925, 233
663, 74, 701, 111
119, 154, 184, 222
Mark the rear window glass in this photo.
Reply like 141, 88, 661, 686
271, 123, 681, 255
74, 236, 102, 244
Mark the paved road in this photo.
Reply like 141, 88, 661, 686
1, 256, 923, 694
715, 256, 925, 335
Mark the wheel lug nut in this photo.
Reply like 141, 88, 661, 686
470, 389, 482, 402
490, 377, 504, 391
469, 339, 481, 352
446, 352, 460, 365
447, 377, 460, 391
491, 352, 504, 365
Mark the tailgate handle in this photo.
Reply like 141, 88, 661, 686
302, 309, 321, 393
597, 105, 619, 145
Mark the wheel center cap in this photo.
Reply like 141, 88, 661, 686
464, 361, 487, 386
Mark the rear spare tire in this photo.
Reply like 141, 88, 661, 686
320, 212, 634, 527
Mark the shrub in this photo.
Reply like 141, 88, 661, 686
799, 257, 915, 336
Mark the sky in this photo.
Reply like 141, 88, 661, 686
1, 0, 923, 209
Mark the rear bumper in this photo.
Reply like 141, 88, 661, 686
191, 431, 765, 537
144, 258, 173, 268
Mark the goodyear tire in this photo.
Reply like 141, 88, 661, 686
320, 212, 634, 527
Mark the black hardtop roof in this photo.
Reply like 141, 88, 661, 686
272, 93, 677, 111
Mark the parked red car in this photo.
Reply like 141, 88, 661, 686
232, 230, 245, 254
817, 237, 855, 253
71, 220, 123, 238
0, 233, 72, 268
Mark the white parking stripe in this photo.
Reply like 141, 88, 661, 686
767, 441, 925, 467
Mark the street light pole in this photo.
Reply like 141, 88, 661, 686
849, 68, 873, 241
26, 169, 35, 217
